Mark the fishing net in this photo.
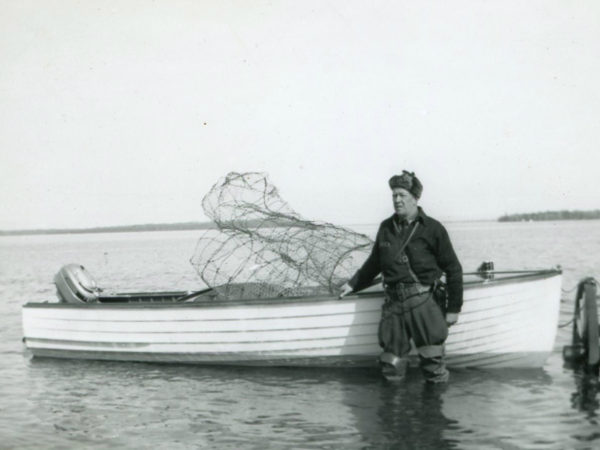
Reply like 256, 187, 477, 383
190, 172, 373, 300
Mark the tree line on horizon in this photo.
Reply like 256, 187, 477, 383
5, 210, 600, 235
0, 218, 299, 236
498, 209, 600, 222
0, 221, 214, 236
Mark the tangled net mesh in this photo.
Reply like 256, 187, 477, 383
190, 172, 373, 300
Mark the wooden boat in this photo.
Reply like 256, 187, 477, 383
22, 264, 562, 368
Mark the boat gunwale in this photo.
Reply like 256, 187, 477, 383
22, 268, 561, 310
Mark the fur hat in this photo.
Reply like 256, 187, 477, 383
388, 171, 423, 199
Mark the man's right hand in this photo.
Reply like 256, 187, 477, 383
445, 313, 459, 326
338, 282, 353, 299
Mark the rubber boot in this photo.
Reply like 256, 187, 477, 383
379, 352, 409, 381
418, 346, 449, 383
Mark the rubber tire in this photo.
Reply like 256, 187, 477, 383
582, 281, 599, 367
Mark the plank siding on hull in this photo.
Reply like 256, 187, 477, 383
24, 323, 379, 344
23, 300, 383, 322
23, 311, 381, 334
447, 352, 549, 368
27, 350, 381, 367
25, 337, 381, 354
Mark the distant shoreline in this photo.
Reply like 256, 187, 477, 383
0, 219, 480, 236
3, 212, 599, 236
0, 222, 216, 236
498, 210, 600, 222
0, 218, 298, 236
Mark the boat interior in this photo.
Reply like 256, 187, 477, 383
53, 263, 561, 305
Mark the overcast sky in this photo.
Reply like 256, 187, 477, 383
1, 0, 599, 230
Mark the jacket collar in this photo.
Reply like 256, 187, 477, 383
392, 207, 428, 226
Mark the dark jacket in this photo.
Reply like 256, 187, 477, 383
349, 207, 463, 313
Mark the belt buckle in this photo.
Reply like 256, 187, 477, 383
384, 284, 402, 302
398, 284, 413, 300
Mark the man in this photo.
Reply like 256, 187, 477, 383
339, 171, 462, 383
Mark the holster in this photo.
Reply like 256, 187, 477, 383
432, 280, 448, 314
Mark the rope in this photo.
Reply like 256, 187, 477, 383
562, 285, 579, 294
559, 278, 599, 329
558, 318, 574, 328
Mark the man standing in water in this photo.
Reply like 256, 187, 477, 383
339, 171, 462, 383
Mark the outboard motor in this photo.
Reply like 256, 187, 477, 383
54, 264, 101, 303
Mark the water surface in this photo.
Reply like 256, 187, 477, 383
1, 221, 599, 449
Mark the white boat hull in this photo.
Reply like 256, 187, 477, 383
22, 271, 562, 368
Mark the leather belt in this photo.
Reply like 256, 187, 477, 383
383, 282, 431, 300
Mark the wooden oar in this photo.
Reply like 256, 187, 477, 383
175, 287, 214, 302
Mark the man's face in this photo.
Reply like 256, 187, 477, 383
392, 187, 418, 219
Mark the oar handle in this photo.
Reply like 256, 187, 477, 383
176, 287, 214, 302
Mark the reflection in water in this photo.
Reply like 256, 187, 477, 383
569, 368, 600, 446
570, 369, 599, 417
16, 355, 600, 449
24, 358, 463, 449
24, 359, 384, 449
374, 376, 459, 449
440, 368, 564, 450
